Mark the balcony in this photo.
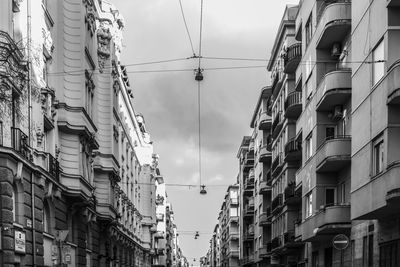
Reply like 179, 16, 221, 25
284, 182, 301, 205
258, 111, 272, 130
244, 199, 255, 218
259, 243, 272, 258
284, 43, 302, 73
271, 153, 284, 176
244, 175, 255, 192
271, 194, 283, 214
244, 151, 255, 166
316, 135, 351, 172
316, 69, 351, 111
8, 127, 31, 160
272, 111, 283, 138
315, 1, 351, 49
271, 236, 283, 251
154, 232, 164, 239
259, 211, 272, 226
227, 249, 239, 258
155, 248, 165, 255
244, 226, 255, 241
259, 179, 272, 195
259, 145, 272, 163
47, 153, 60, 181
284, 91, 302, 119
302, 204, 351, 242
241, 253, 254, 266
387, 62, 400, 105
284, 138, 302, 162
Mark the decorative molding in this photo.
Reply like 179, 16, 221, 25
97, 21, 112, 72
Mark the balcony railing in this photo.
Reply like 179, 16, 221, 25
47, 153, 60, 181
272, 111, 283, 137
285, 138, 302, 162
271, 194, 283, 214
241, 253, 255, 265
11, 127, 31, 160
259, 211, 272, 226
259, 179, 272, 194
284, 43, 302, 73
271, 236, 282, 250
316, 135, 351, 172
272, 152, 284, 176
259, 145, 272, 163
284, 91, 302, 118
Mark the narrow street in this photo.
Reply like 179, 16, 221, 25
0, 0, 399, 267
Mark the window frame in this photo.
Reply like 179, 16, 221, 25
372, 135, 384, 176
372, 38, 385, 86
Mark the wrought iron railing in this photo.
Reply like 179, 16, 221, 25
11, 127, 30, 159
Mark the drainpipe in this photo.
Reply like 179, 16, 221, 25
31, 172, 36, 266
26, 0, 32, 145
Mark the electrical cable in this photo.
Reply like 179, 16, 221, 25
178, 0, 196, 56
197, 81, 202, 190
198, 0, 204, 68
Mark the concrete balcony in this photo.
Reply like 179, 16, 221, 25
259, 180, 272, 195
284, 138, 302, 162
352, 163, 400, 220
284, 91, 302, 119
244, 151, 255, 168
315, 1, 351, 49
259, 211, 272, 226
258, 111, 272, 130
294, 221, 302, 241
284, 183, 301, 205
386, 62, 400, 105
244, 202, 255, 218
271, 236, 283, 251
259, 243, 272, 258
316, 69, 352, 111
316, 135, 351, 172
244, 175, 255, 193
259, 145, 272, 163
284, 43, 302, 73
302, 204, 351, 242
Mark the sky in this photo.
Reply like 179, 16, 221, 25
111, 0, 299, 264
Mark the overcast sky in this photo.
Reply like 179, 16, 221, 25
111, 0, 299, 264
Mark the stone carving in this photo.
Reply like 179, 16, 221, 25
97, 21, 112, 72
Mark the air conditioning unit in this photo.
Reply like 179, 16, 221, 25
331, 42, 342, 58
332, 105, 343, 121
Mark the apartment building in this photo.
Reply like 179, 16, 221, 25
267, 5, 304, 267
220, 185, 240, 267
202, 185, 240, 267
0, 0, 185, 266
294, 0, 353, 266
350, 1, 400, 266
249, 86, 274, 267
237, 136, 256, 266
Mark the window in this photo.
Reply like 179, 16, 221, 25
12, 186, 17, 222
305, 14, 313, 47
312, 251, 319, 267
305, 133, 313, 160
305, 192, 313, 218
368, 234, 374, 267
372, 39, 385, 86
373, 136, 384, 175
325, 127, 335, 140
43, 201, 51, 233
230, 207, 238, 217
363, 236, 368, 266
325, 188, 335, 206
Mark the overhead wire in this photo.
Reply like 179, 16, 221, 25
178, 0, 196, 56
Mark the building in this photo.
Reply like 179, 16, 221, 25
294, 0, 352, 265
267, 5, 304, 267
220, 185, 240, 267
350, 0, 400, 266
202, 185, 239, 267
0, 0, 188, 266
237, 136, 256, 266
249, 86, 274, 267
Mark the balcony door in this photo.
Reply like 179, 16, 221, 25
325, 247, 333, 267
